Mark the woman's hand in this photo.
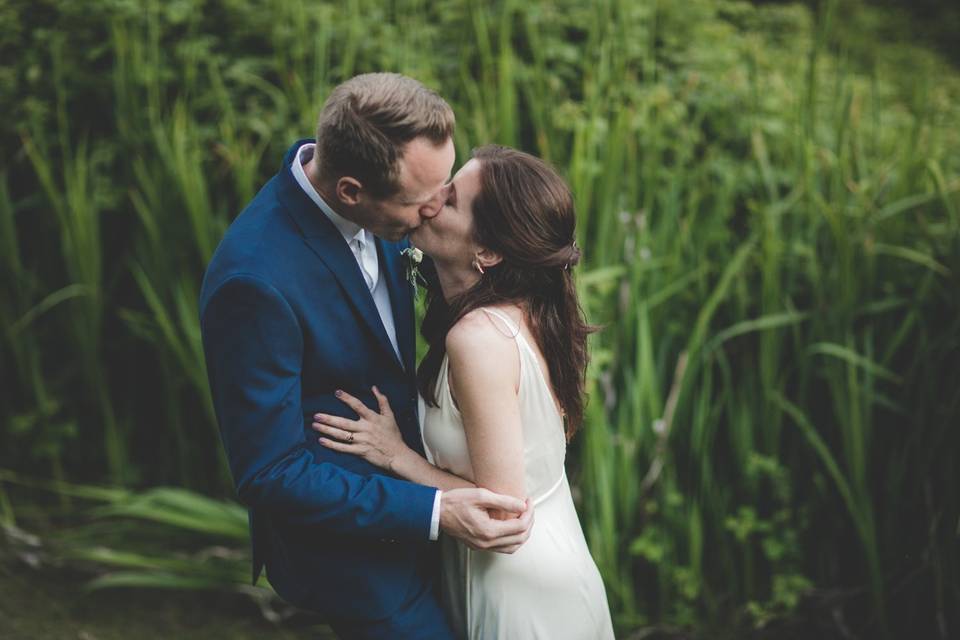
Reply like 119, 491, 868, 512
312, 386, 412, 473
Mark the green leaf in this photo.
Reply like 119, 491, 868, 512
872, 243, 951, 277
807, 342, 902, 383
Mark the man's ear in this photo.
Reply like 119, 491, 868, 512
335, 176, 363, 206
475, 247, 503, 270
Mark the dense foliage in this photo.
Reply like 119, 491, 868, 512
2, 0, 958, 636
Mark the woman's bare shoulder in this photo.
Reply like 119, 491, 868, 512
445, 306, 521, 363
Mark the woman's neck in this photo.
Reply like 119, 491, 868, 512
435, 261, 480, 302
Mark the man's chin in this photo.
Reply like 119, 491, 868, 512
379, 229, 409, 242
406, 227, 424, 244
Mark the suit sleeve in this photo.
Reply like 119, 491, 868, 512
200, 273, 435, 540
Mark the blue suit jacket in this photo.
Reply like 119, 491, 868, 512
199, 141, 437, 621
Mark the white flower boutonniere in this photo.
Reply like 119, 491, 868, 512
400, 246, 424, 298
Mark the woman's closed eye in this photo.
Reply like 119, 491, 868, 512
445, 183, 458, 208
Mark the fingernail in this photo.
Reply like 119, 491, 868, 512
335, 390, 343, 397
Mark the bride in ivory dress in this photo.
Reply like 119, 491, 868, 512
311, 145, 615, 639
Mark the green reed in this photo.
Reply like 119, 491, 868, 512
0, 171, 78, 499
18, 32, 126, 485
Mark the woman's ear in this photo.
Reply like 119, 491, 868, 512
335, 176, 363, 206
475, 247, 503, 270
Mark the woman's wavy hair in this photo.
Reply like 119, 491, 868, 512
417, 145, 596, 439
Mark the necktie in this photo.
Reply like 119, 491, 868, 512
354, 236, 377, 291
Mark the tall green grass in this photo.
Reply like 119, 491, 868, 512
1, 0, 958, 635
18, 33, 125, 484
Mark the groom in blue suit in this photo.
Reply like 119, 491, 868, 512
199, 74, 533, 639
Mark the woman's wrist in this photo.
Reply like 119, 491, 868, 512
389, 446, 420, 479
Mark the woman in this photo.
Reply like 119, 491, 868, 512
312, 145, 614, 639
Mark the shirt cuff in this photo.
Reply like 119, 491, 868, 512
429, 489, 442, 540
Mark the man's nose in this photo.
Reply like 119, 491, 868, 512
420, 195, 444, 220
419, 203, 440, 221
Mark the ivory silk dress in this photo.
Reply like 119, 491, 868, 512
421, 308, 615, 640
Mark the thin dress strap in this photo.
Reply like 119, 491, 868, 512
478, 307, 521, 338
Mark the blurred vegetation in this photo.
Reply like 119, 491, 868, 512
1, 0, 958, 637
794, 0, 960, 66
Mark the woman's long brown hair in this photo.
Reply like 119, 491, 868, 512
417, 145, 596, 439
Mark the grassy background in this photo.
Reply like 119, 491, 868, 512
2, 0, 959, 637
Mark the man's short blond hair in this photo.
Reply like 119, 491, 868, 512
314, 73, 455, 198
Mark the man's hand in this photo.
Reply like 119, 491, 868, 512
439, 488, 533, 554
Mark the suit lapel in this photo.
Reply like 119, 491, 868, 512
378, 239, 416, 375
303, 232, 404, 372
277, 145, 404, 371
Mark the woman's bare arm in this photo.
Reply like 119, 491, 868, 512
390, 450, 476, 491
446, 310, 526, 518
312, 387, 476, 491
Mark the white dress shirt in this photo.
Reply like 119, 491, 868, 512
291, 143, 442, 541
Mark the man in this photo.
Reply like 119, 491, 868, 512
199, 74, 533, 639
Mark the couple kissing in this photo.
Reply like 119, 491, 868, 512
199, 72, 614, 639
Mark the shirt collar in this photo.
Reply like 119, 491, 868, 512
291, 142, 366, 246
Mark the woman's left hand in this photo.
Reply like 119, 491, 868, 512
312, 386, 411, 472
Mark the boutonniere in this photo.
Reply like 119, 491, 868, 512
400, 246, 424, 298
